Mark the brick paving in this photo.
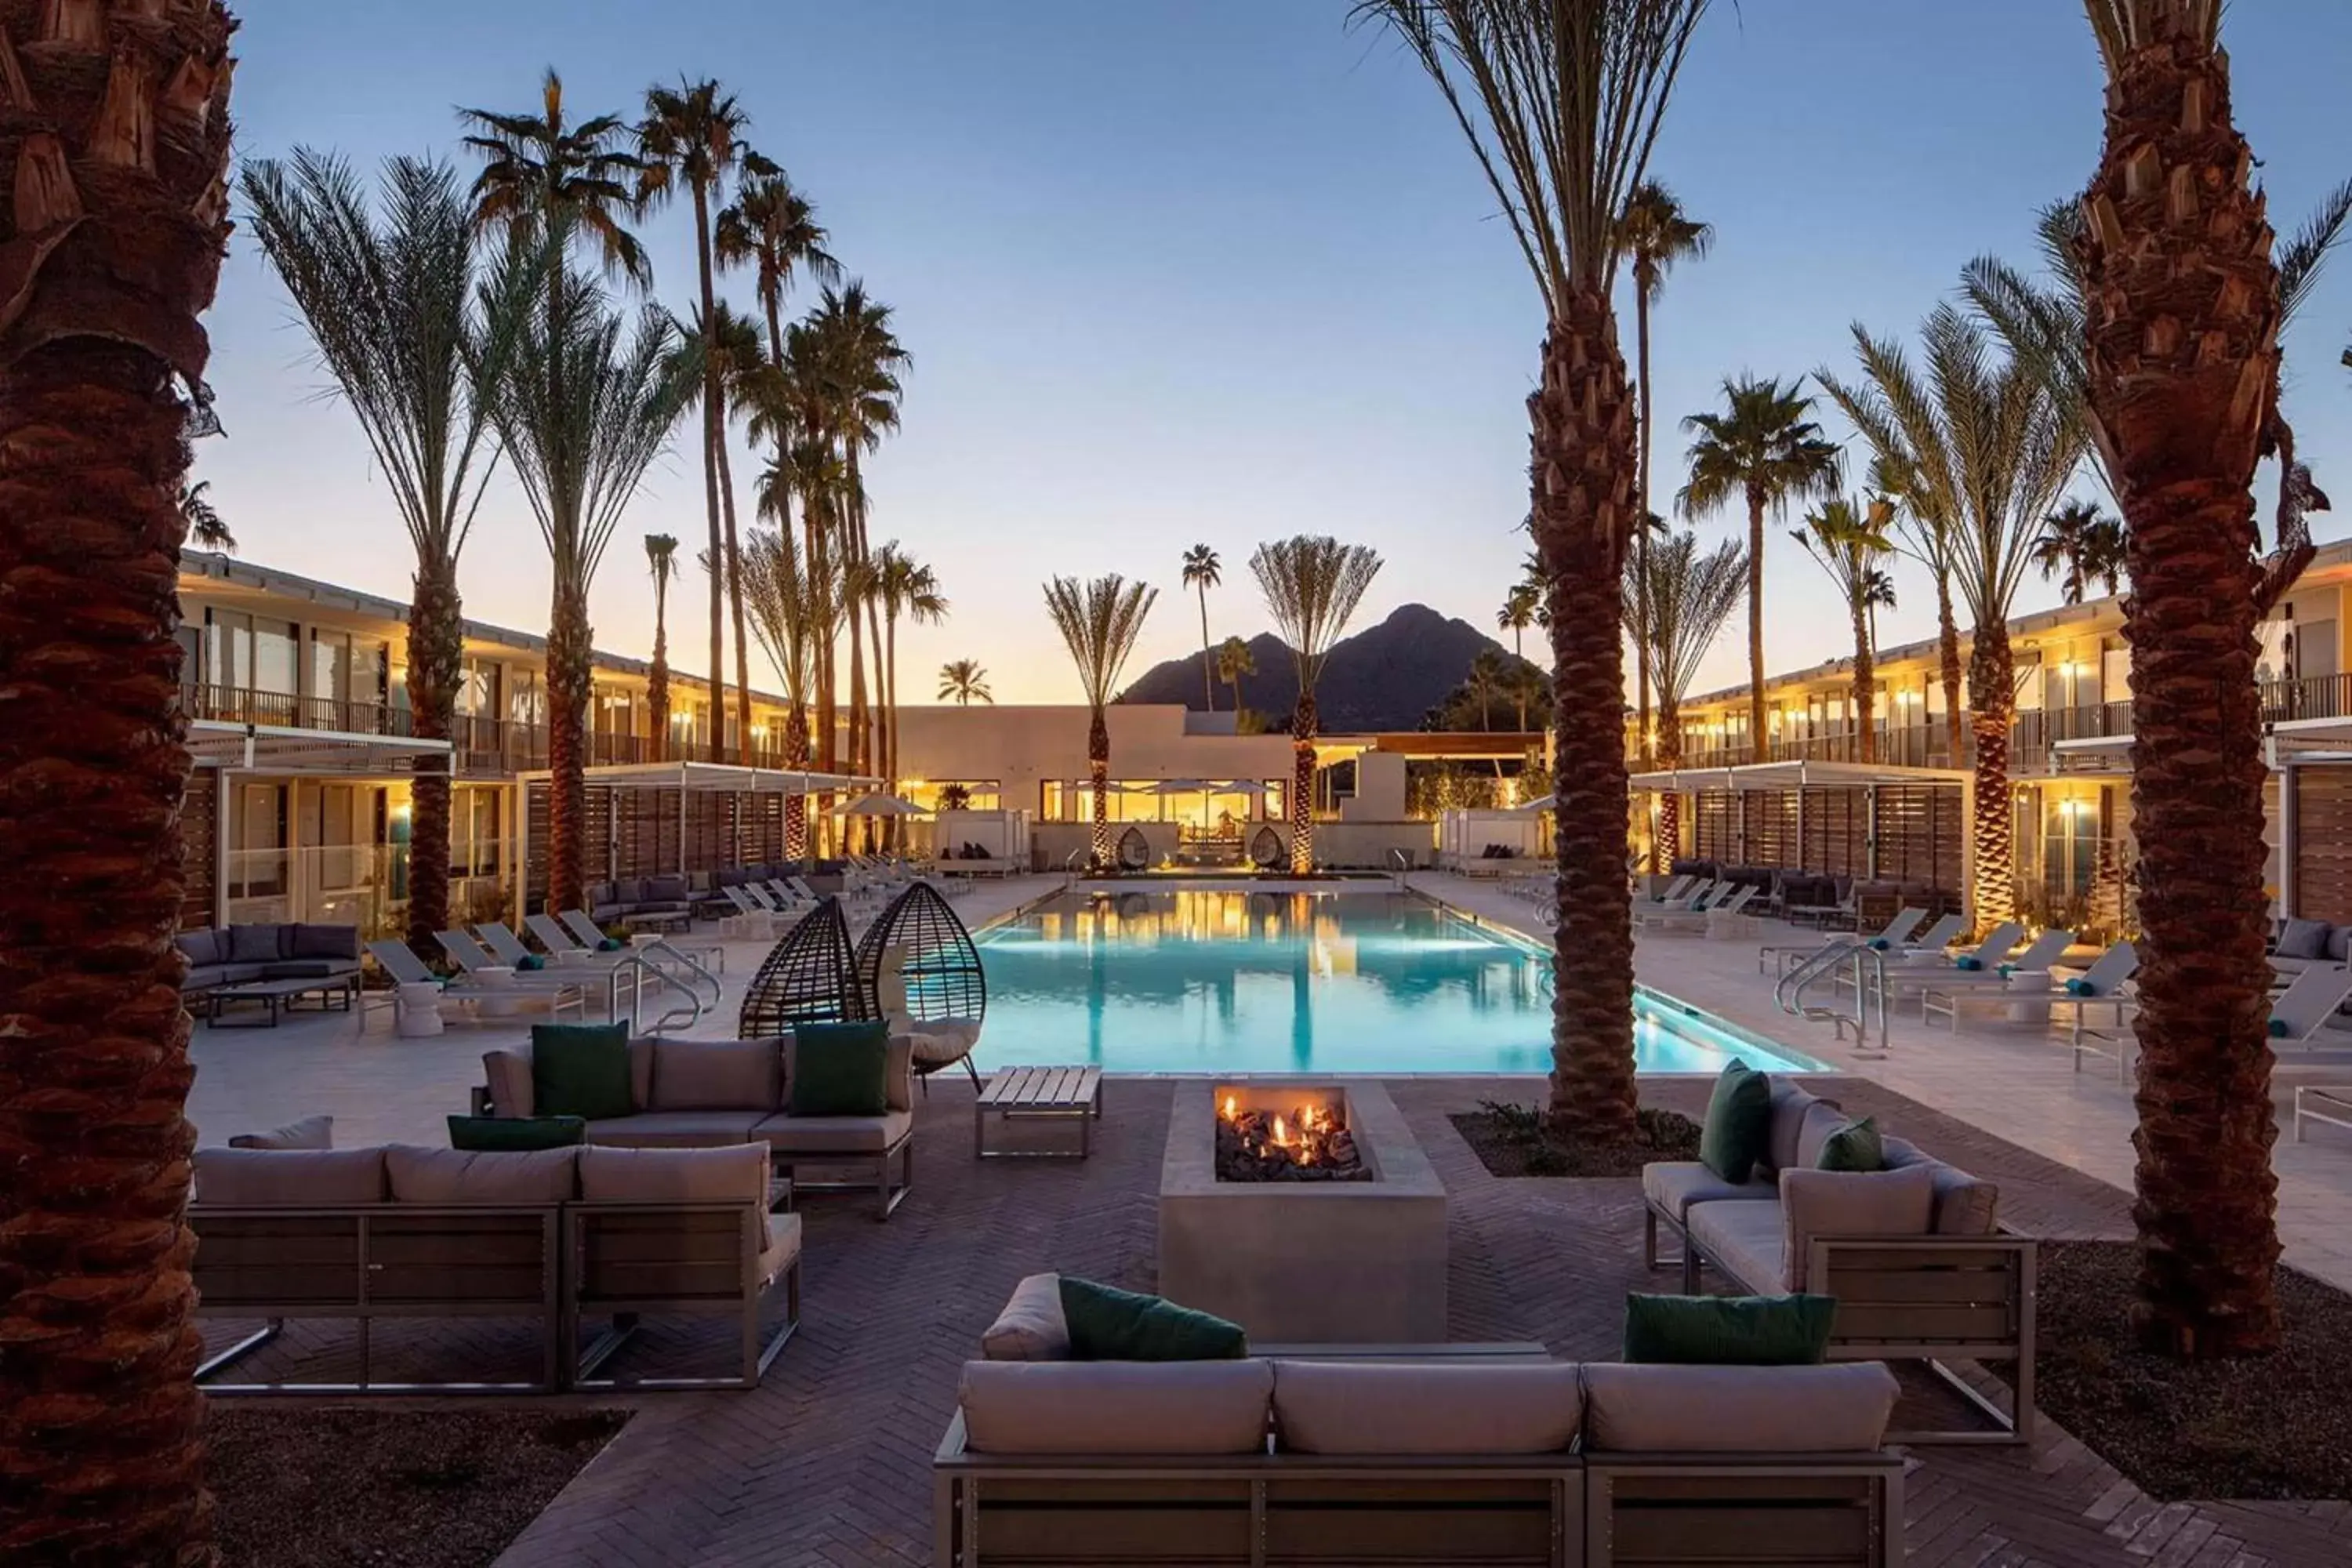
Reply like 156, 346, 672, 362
202, 1072, 2351, 1566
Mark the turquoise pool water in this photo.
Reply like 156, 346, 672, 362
968, 890, 1825, 1076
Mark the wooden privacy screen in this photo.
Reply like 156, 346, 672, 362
1682, 783, 1962, 892
181, 769, 219, 929
2294, 766, 2352, 922
523, 783, 767, 910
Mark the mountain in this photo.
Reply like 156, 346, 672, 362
1118, 603, 1534, 732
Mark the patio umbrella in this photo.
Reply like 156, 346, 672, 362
1151, 779, 1227, 830
832, 793, 931, 818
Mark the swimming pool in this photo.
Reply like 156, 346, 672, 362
968, 889, 1826, 1076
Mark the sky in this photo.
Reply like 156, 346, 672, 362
203, 1, 2352, 707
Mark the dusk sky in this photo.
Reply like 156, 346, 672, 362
205, 1, 2352, 707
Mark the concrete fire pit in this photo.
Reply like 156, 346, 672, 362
1158, 1080, 1446, 1342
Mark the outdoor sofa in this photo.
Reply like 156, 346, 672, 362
583, 874, 693, 928
1643, 1076, 2036, 1444
475, 1033, 915, 1218
935, 1276, 1905, 1568
190, 1130, 798, 1392
175, 922, 361, 996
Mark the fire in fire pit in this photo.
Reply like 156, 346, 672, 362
1216, 1092, 1371, 1182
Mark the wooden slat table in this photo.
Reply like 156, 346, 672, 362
975, 1065, 1104, 1160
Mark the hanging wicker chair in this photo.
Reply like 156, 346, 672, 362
739, 897, 872, 1037
1250, 826, 1284, 870
1116, 826, 1152, 872
853, 881, 988, 1085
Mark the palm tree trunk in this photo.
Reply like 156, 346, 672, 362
1089, 710, 1111, 866
648, 575, 670, 764
1967, 623, 2016, 929
1198, 584, 1214, 711
1746, 483, 1767, 764
717, 418, 753, 765
406, 554, 464, 950
691, 182, 727, 765
1936, 574, 1965, 762
783, 703, 811, 858
1531, 297, 1640, 1142
1634, 285, 1654, 768
1851, 595, 1876, 765
1657, 694, 1683, 866
2082, 8, 2281, 1356
1290, 691, 1318, 874
547, 579, 593, 918
0, 341, 213, 1562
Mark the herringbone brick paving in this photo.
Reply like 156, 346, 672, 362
205, 1074, 2350, 1566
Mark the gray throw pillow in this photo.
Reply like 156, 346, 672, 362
2277, 917, 2332, 960
2328, 927, 2351, 964
228, 924, 287, 964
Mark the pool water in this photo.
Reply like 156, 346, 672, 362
968, 890, 1825, 1076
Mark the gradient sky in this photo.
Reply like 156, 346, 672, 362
203, 1, 2352, 707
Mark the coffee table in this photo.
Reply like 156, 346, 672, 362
206, 974, 360, 1029
975, 1065, 1103, 1159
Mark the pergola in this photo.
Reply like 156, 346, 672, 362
188, 718, 453, 777
1628, 757, 1974, 890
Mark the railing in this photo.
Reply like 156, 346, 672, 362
184, 684, 415, 739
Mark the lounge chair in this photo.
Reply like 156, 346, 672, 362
1634, 877, 1719, 916
367, 938, 590, 1020
1756, 906, 1927, 978
1914, 929, 2078, 1022
1635, 883, 1757, 933
559, 909, 618, 951
2118, 964, 2352, 1097
524, 913, 624, 966
2052, 942, 2140, 1076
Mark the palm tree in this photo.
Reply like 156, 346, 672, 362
1860, 448, 1968, 761
716, 161, 840, 371
644, 534, 680, 757
939, 659, 993, 706
1367, 0, 1706, 1141
1619, 179, 1712, 766
1043, 575, 1158, 865
1497, 582, 1538, 661
489, 280, 688, 916
180, 480, 234, 552
808, 284, 909, 779
638, 77, 750, 760
0, 6, 232, 1555
1627, 531, 1748, 866
666, 299, 765, 758
1679, 376, 1843, 762
2074, 0, 2290, 1358
1217, 634, 1256, 713
873, 545, 948, 795
2032, 499, 2126, 605
245, 151, 537, 953
1181, 544, 1222, 710
742, 524, 837, 856
1791, 498, 1896, 763
1465, 648, 1511, 780
1816, 306, 2080, 925
1250, 536, 1382, 873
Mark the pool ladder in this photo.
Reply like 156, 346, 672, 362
611, 940, 724, 1035
1774, 941, 1892, 1060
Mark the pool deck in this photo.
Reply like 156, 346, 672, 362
179, 871, 2352, 1565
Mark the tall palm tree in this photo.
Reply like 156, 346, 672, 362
1497, 582, 1538, 661
1679, 376, 1842, 762
1627, 532, 1749, 866
716, 161, 840, 372
1818, 306, 2081, 924
1181, 543, 1222, 710
1367, 0, 1707, 1140
741, 524, 836, 856
638, 77, 750, 760
245, 151, 537, 953
2032, 499, 2126, 605
2074, 0, 2288, 1357
1217, 634, 1256, 714
1862, 448, 1968, 760
1791, 498, 1896, 763
667, 299, 765, 758
644, 533, 680, 758
1619, 179, 1712, 765
1465, 648, 1511, 780
490, 281, 687, 915
873, 544, 948, 795
180, 480, 234, 552
1250, 535, 1383, 873
0, 6, 234, 1555
1044, 575, 1158, 865
939, 659, 993, 706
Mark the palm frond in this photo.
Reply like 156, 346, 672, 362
742, 524, 834, 704
1627, 528, 1744, 702
1249, 535, 1385, 695
1044, 575, 1158, 710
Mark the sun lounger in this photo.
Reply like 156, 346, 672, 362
1916, 929, 2078, 1024
1756, 907, 1928, 977
1636, 883, 1757, 933
2051, 942, 2140, 1076
2103, 962, 2352, 1091
367, 938, 590, 1021
559, 909, 616, 950
523, 913, 627, 967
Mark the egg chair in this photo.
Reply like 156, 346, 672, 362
1250, 826, 1285, 871
854, 881, 988, 1087
739, 897, 872, 1038
1116, 826, 1151, 872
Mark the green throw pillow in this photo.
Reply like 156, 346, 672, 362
789, 1021, 891, 1116
1623, 1292, 1837, 1366
530, 1022, 634, 1121
1816, 1116, 1885, 1172
1058, 1276, 1248, 1361
448, 1114, 586, 1152
1697, 1058, 1773, 1182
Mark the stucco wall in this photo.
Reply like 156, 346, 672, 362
895, 704, 1294, 816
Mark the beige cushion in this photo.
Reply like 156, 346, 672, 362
194, 1147, 385, 1207
908, 1019, 981, 1073
578, 1142, 770, 1205
629, 1037, 655, 1109
383, 1145, 577, 1204
1582, 1363, 1900, 1453
1642, 1161, 1773, 1223
1779, 1164, 1938, 1290
1792, 1101, 1855, 1171
649, 1038, 781, 1112
982, 1273, 1070, 1361
482, 1050, 533, 1119
1686, 1199, 1788, 1293
228, 1114, 333, 1151
782, 1033, 915, 1114
1881, 1137, 2001, 1235
959, 1360, 1273, 1455
755, 1109, 913, 1156
1764, 1080, 1837, 1172
1272, 1360, 1582, 1454
583, 1111, 768, 1149
757, 1210, 803, 1286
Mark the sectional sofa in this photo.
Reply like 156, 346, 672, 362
937, 1275, 1905, 1568
1643, 1076, 2036, 1444
475, 1033, 916, 1218
173, 922, 361, 996
583, 875, 694, 928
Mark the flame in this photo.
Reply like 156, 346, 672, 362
1221, 1094, 1237, 1122
1272, 1115, 1290, 1146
